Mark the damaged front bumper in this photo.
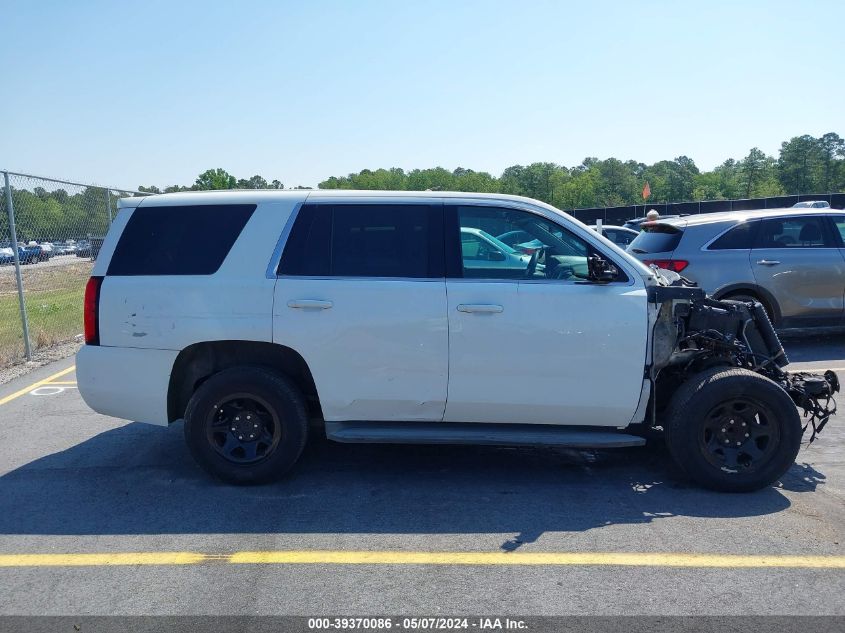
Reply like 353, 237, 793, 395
648, 282, 840, 442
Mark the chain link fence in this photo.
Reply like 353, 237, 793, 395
0, 171, 148, 367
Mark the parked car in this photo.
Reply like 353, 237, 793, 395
75, 240, 93, 258
460, 227, 533, 277
0, 247, 15, 265
76, 191, 838, 492
792, 201, 830, 209
623, 214, 683, 230
590, 224, 640, 248
626, 208, 845, 328
20, 243, 50, 263
54, 240, 77, 255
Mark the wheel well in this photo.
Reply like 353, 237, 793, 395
715, 286, 780, 326
167, 341, 322, 423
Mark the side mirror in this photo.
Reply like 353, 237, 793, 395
489, 250, 506, 262
587, 255, 618, 283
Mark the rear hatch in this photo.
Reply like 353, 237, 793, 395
627, 222, 688, 273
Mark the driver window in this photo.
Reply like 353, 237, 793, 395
456, 206, 589, 280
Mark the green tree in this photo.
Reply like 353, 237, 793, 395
817, 132, 845, 192
236, 175, 269, 189
194, 168, 236, 190
778, 135, 822, 194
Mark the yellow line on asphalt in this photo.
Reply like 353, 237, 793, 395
0, 552, 206, 567
0, 365, 76, 406
0, 550, 843, 569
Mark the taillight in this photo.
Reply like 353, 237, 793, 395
644, 259, 689, 273
84, 276, 103, 345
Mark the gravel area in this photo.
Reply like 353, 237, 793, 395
0, 338, 81, 386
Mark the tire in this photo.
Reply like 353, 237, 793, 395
183, 366, 308, 485
663, 367, 801, 492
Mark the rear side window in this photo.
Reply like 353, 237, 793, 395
278, 204, 443, 278
753, 216, 833, 249
708, 221, 757, 250
833, 216, 845, 245
628, 224, 683, 254
108, 204, 256, 276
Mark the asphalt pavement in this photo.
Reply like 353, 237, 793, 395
0, 334, 843, 617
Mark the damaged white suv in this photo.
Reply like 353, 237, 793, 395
76, 190, 839, 491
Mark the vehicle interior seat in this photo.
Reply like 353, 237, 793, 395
798, 222, 822, 246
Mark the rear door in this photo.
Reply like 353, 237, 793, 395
444, 203, 648, 428
831, 214, 845, 323
751, 214, 845, 325
272, 202, 449, 422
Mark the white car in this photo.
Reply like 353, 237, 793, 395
76, 190, 838, 491
792, 201, 830, 209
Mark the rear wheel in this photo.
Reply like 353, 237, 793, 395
664, 368, 801, 492
184, 367, 308, 484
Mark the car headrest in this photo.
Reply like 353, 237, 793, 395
799, 223, 822, 242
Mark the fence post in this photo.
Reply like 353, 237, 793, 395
105, 188, 112, 226
3, 171, 33, 360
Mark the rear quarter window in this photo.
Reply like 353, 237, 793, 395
628, 224, 683, 254
707, 221, 757, 250
107, 204, 256, 276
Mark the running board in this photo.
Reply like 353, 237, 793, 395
324, 421, 646, 448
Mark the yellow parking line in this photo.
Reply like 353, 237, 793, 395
0, 365, 76, 407
228, 550, 845, 568
0, 550, 843, 569
0, 552, 206, 567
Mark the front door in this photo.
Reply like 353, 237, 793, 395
443, 204, 648, 428
273, 202, 448, 422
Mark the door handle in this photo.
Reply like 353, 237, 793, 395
287, 299, 333, 310
457, 304, 504, 314
756, 260, 781, 266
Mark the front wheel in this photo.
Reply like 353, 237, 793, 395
184, 367, 308, 484
664, 368, 801, 492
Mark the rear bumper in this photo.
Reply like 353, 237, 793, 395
76, 345, 179, 426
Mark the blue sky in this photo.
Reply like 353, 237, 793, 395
2, 0, 843, 189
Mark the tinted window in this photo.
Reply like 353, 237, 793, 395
708, 221, 757, 250
453, 206, 597, 281
833, 216, 845, 245
279, 204, 443, 278
277, 205, 331, 276
753, 216, 832, 249
604, 229, 636, 246
628, 225, 683, 254
108, 204, 256, 276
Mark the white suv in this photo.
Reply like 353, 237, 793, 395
76, 190, 838, 491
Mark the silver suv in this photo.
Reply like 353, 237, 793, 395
627, 209, 845, 328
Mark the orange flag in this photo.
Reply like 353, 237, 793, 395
642, 181, 651, 200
